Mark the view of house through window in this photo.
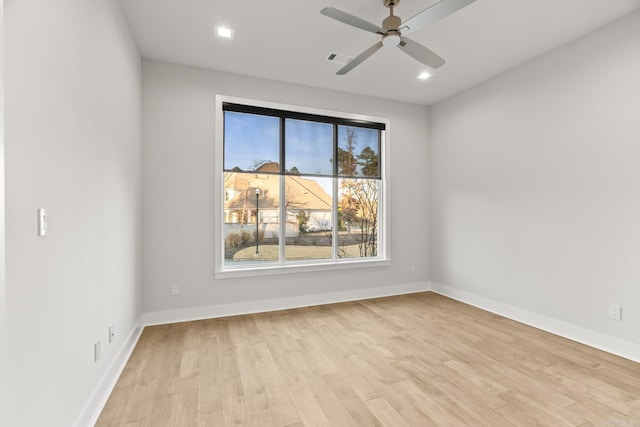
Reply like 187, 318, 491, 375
222, 103, 385, 268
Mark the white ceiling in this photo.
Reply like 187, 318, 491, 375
119, 0, 640, 106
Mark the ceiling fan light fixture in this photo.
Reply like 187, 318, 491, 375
382, 33, 401, 47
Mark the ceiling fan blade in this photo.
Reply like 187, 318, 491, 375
320, 7, 385, 35
398, 37, 446, 69
337, 41, 384, 75
401, 0, 475, 35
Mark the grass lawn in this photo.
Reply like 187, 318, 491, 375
232, 244, 364, 261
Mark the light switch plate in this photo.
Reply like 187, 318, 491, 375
38, 208, 47, 236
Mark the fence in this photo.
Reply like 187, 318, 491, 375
224, 222, 299, 239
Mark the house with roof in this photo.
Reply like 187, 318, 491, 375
224, 162, 332, 238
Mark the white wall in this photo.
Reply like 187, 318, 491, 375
142, 60, 429, 316
5, 0, 141, 425
429, 11, 640, 349
0, 1, 7, 425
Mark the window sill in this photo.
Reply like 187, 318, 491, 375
215, 258, 391, 280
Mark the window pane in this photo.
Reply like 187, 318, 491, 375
224, 172, 280, 264
224, 111, 280, 172
338, 178, 379, 258
337, 126, 380, 178
285, 176, 333, 261
285, 119, 333, 176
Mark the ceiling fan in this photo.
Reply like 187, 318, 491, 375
320, 0, 476, 75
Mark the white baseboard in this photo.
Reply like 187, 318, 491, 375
74, 316, 145, 427
75, 282, 429, 426
73, 280, 639, 426
430, 282, 640, 363
144, 281, 431, 326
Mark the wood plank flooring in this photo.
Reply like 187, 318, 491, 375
96, 292, 640, 426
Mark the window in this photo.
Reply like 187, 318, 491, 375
216, 96, 389, 276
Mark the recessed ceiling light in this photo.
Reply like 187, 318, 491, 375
215, 26, 234, 39
417, 71, 432, 80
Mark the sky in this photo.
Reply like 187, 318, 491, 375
224, 111, 379, 176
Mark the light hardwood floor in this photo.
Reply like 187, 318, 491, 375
96, 292, 640, 426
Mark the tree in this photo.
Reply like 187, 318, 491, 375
358, 146, 379, 177
296, 210, 310, 232
338, 187, 359, 225
314, 216, 348, 258
337, 128, 358, 176
340, 179, 378, 257
336, 128, 379, 257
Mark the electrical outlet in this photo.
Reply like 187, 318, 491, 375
109, 325, 115, 343
171, 284, 180, 296
94, 341, 101, 362
609, 304, 622, 321
410, 265, 416, 274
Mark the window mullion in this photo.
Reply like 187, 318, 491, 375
332, 123, 338, 261
279, 175, 285, 264
333, 177, 339, 261
279, 117, 286, 264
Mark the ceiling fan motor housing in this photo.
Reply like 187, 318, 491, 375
382, 14, 401, 31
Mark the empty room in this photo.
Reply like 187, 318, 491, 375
2, 0, 640, 426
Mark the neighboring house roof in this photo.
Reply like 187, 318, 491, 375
224, 162, 331, 211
